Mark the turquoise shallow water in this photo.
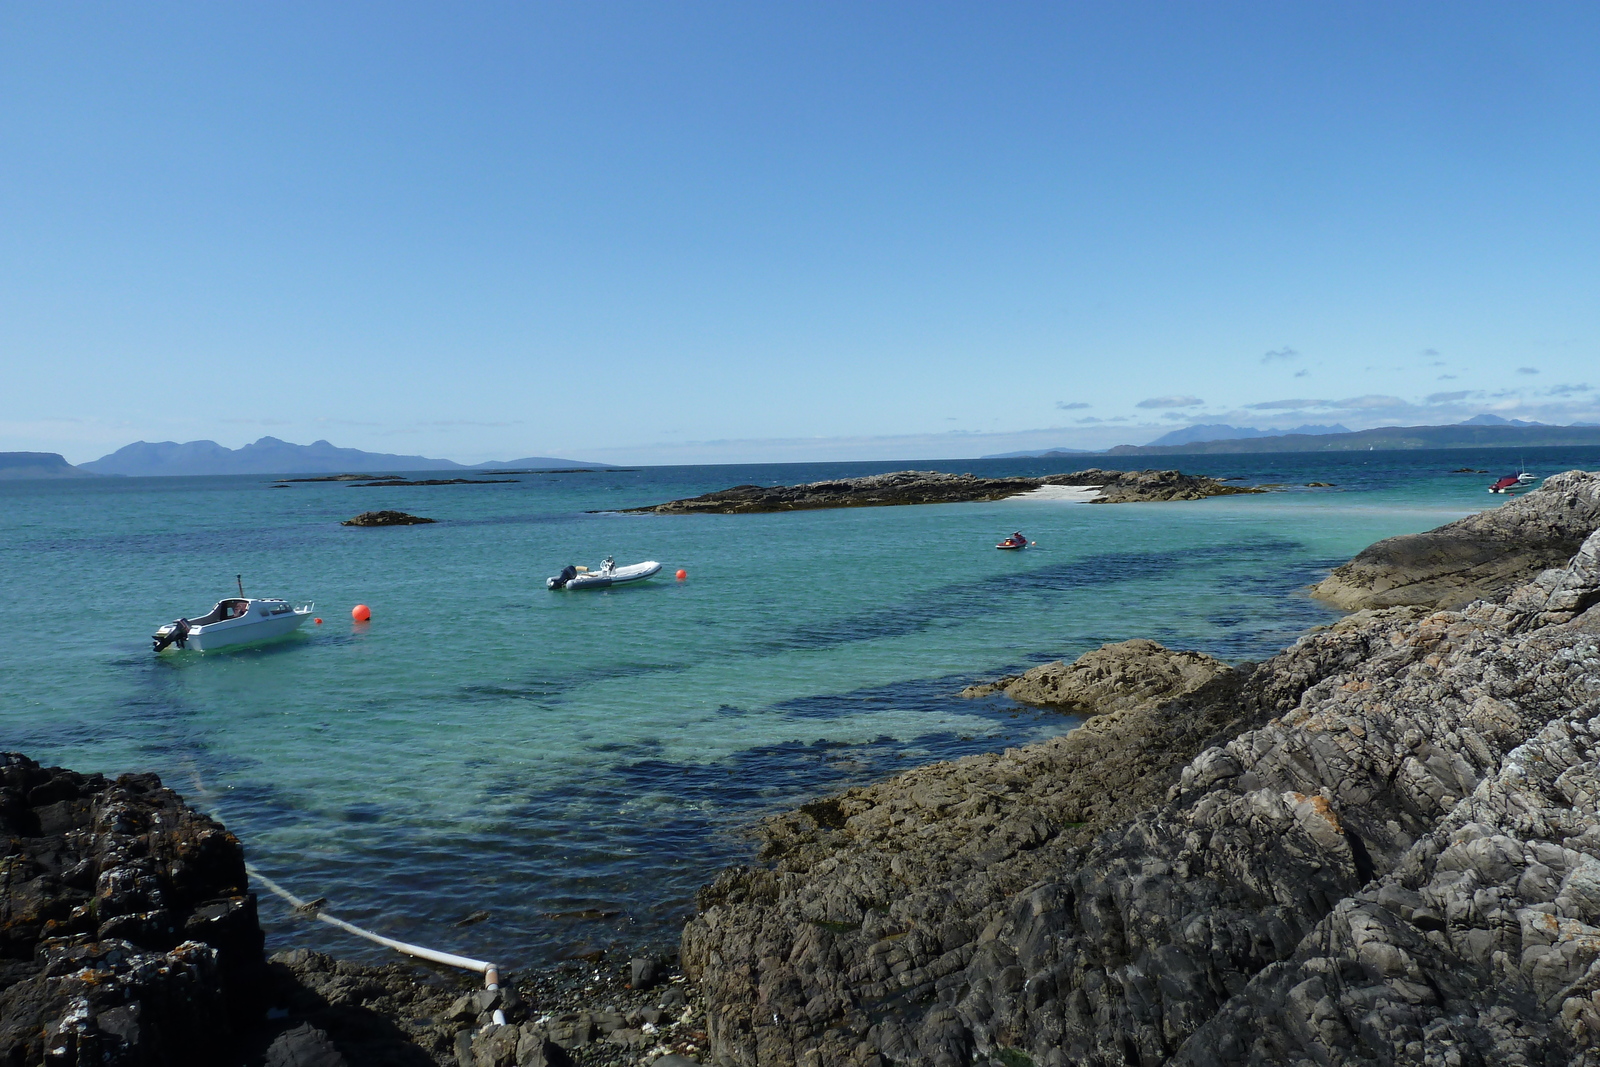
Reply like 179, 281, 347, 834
5, 447, 1599, 969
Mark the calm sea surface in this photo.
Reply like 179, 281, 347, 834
5, 447, 1598, 969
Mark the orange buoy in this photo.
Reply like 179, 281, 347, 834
352, 604, 371, 622
675, 569, 687, 580
314, 618, 323, 625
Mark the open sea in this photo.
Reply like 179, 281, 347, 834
6, 446, 1600, 971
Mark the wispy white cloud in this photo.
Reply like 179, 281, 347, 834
1055, 401, 1091, 410
1333, 394, 1408, 410
1517, 366, 1540, 375
1247, 398, 1327, 410
1136, 395, 1204, 409
1260, 347, 1299, 363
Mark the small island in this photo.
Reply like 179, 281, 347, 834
619, 467, 1262, 514
341, 510, 437, 526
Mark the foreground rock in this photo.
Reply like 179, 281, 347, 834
622, 468, 1260, 514
960, 638, 1228, 712
0, 752, 710, 1066
1311, 468, 1600, 610
681, 534, 1600, 1064
341, 510, 437, 526
0, 754, 265, 1064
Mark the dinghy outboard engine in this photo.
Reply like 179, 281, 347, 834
152, 617, 191, 652
547, 565, 578, 590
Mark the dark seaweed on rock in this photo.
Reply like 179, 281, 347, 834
680, 492, 1600, 1065
619, 468, 1262, 514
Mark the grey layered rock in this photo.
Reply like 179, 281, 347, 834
682, 529, 1600, 1064
960, 638, 1228, 713
1503, 527, 1600, 627
1311, 469, 1600, 610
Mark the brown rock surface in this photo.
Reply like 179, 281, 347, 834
1310, 468, 1600, 610
960, 638, 1228, 713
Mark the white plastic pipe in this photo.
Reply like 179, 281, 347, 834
247, 863, 507, 1024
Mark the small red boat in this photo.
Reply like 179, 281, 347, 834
996, 532, 1029, 550
1488, 475, 1520, 494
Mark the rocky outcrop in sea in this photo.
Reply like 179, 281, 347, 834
622, 469, 1260, 515
679, 472, 1600, 1066
341, 510, 438, 526
1311, 469, 1600, 610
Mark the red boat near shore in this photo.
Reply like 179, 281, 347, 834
1489, 475, 1520, 494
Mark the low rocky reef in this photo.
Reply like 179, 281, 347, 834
959, 637, 1229, 714
620, 468, 1260, 515
680, 479, 1600, 1065
1311, 468, 1600, 610
341, 510, 437, 527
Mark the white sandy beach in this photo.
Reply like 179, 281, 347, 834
1011, 484, 1103, 503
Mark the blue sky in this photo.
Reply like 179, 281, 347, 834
4, 2, 1599, 464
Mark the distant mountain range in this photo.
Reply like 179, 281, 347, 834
1143, 423, 1351, 447
77, 437, 608, 477
1458, 413, 1547, 427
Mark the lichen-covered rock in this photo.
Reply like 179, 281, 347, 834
961, 639, 1228, 713
1311, 468, 1600, 610
681, 560, 1600, 1064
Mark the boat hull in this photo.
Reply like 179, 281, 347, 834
552, 561, 663, 590
183, 611, 311, 650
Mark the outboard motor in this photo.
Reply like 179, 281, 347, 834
152, 617, 191, 652
548, 565, 578, 590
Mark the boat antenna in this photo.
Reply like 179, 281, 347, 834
237, 574, 245, 598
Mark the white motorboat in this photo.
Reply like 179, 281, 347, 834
153, 596, 314, 652
547, 557, 662, 590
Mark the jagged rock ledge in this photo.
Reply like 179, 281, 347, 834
1311, 468, 1600, 610
617, 468, 1262, 515
679, 484, 1600, 1066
